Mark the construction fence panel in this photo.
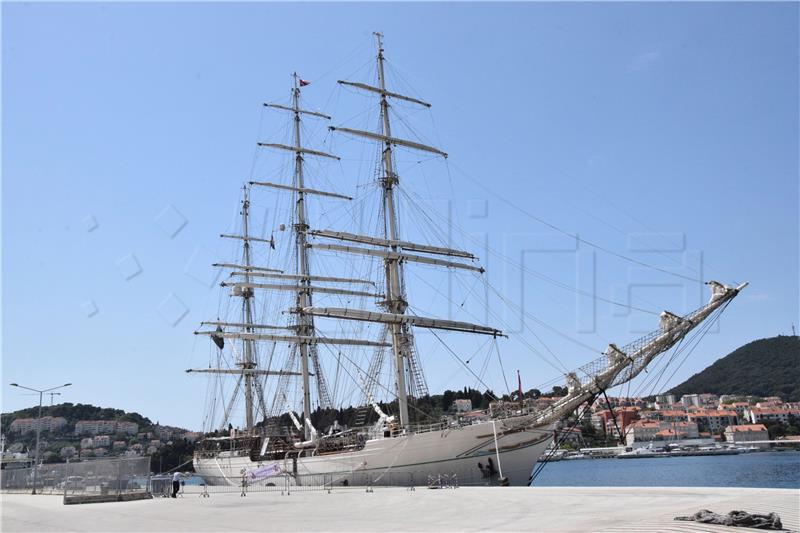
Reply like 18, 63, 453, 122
1, 457, 152, 498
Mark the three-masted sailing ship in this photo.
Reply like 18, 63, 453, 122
188, 33, 746, 487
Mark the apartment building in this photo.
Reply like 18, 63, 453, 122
74, 420, 138, 436
9, 416, 67, 434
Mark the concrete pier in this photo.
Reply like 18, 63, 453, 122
2, 486, 798, 532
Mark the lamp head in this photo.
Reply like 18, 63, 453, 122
10, 383, 18, 387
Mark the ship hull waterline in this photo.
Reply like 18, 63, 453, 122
194, 417, 555, 487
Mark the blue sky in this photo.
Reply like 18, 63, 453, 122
3, 2, 797, 430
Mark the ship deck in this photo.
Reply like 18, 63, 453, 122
2, 486, 798, 532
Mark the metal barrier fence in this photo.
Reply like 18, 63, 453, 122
0, 457, 151, 499
181, 471, 420, 495
172, 469, 493, 497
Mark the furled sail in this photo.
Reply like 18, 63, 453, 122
308, 229, 476, 259
301, 307, 503, 337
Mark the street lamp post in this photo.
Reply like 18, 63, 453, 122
10, 382, 72, 494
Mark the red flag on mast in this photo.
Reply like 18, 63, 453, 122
299, 79, 310, 87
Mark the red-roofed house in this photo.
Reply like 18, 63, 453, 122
625, 420, 699, 447
719, 402, 751, 418
747, 408, 800, 425
592, 407, 640, 440
724, 424, 769, 448
655, 429, 688, 439
687, 409, 738, 433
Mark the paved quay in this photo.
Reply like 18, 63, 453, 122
2, 486, 798, 532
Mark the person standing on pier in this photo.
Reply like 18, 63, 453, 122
171, 472, 181, 498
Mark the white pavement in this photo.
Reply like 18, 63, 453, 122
2, 486, 798, 532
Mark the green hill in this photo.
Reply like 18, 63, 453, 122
0, 403, 155, 436
669, 335, 800, 401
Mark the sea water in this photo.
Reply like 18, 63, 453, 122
531, 450, 800, 489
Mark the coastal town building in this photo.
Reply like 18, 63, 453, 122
755, 397, 785, 407
746, 407, 800, 425
652, 409, 689, 423
654, 394, 676, 409
555, 426, 584, 447
680, 394, 701, 408
724, 424, 769, 449
687, 409, 738, 433
698, 394, 720, 407
592, 407, 640, 438
625, 420, 701, 448
719, 402, 751, 418
625, 420, 659, 446
9, 416, 67, 434
74, 420, 138, 436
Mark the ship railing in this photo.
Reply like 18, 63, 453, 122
407, 421, 448, 435
336, 411, 541, 444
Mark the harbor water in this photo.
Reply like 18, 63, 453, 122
531, 450, 800, 489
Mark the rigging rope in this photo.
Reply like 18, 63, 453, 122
428, 329, 500, 402
447, 161, 702, 285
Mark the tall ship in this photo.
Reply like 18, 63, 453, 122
189, 33, 746, 487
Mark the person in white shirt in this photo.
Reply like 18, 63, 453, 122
171, 472, 181, 498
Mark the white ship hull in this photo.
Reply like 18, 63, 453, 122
194, 416, 554, 487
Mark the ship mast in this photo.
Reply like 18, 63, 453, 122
193, 62, 447, 434
240, 186, 257, 431
323, 33, 502, 430
189, 186, 304, 433
374, 32, 412, 429
291, 73, 315, 439
249, 77, 358, 437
